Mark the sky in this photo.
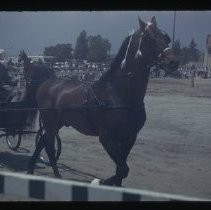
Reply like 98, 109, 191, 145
0, 11, 211, 56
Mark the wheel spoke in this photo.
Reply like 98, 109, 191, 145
6, 133, 22, 151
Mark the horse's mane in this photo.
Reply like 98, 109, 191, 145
98, 35, 130, 81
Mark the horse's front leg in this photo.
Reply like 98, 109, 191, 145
99, 133, 137, 187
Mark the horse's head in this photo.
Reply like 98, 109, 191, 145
121, 16, 179, 73
18, 50, 30, 63
18, 50, 31, 81
21, 57, 55, 90
21, 57, 55, 107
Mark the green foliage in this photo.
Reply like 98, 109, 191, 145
87, 35, 111, 62
173, 38, 202, 65
188, 38, 201, 62
74, 30, 88, 60
180, 47, 190, 64
172, 39, 182, 57
74, 30, 111, 62
44, 43, 73, 62
43, 30, 111, 63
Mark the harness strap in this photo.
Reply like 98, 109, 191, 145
121, 30, 135, 70
135, 32, 144, 59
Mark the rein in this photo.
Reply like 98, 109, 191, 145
0, 103, 145, 112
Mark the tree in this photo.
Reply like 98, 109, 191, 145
173, 39, 182, 57
44, 43, 73, 62
175, 39, 202, 65
188, 38, 201, 62
180, 47, 190, 65
74, 30, 88, 60
87, 35, 111, 62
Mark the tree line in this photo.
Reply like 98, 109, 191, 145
172, 38, 202, 65
43, 30, 111, 63
43, 30, 203, 66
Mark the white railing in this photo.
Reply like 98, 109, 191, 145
0, 171, 209, 201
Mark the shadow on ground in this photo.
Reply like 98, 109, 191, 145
0, 151, 101, 183
0, 151, 45, 171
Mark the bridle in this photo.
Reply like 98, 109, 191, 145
89, 25, 171, 107
120, 25, 170, 74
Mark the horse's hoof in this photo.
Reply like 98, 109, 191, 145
91, 178, 101, 185
101, 178, 122, 187
100, 177, 116, 186
55, 174, 62, 179
26, 170, 33, 175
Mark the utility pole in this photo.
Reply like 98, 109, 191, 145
172, 11, 176, 48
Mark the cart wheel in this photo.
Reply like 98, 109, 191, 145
6, 133, 22, 151
35, 129, 62, 165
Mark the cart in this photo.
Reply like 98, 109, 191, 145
0, 101, 62, 164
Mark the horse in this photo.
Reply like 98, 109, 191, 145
17, 51, 55, 129
18, 50, 55, 106
0, 63, 16, 102
25, 16, 179, 186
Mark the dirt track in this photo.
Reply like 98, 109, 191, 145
1, 78, 211, 200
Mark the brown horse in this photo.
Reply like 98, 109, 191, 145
18, 50, 56, 130
26, 16, 179, 186
18, 50, 55, 106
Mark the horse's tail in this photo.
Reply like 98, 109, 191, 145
24, 106, 39, 132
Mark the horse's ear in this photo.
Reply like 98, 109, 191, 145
138, 16, 146, 31
151, 16, 157, 28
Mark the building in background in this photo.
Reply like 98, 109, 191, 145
28, 55, 55, 64
204, 34, 211, 67
0, 49, 6, 61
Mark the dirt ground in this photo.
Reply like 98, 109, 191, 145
1, 77, 211, 200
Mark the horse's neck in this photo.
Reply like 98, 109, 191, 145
131, 67, 150, 104
23, 58, 31, 69
24, 68, 54, 107
93, 65, 150, 106
94, 35, 151, 106
24, 63, 30, 70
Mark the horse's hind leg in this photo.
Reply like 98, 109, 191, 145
38, 110, 62, 178
27, 135, 46, 174
99, 134, 137, 186
44, 131, 61, 178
